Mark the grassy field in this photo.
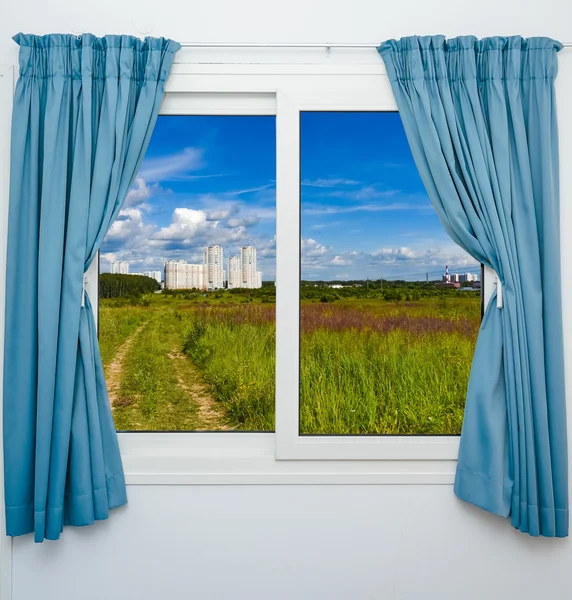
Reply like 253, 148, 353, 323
99, 291, 480, 434
300, 299, 479, 434
98, 304, 148, 366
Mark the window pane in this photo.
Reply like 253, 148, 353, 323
100, 116, 276, 432
300, 112, 480, 435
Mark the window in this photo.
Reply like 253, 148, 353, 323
82, 55, 497, 478
299, 112, 481, 436
99, 115, 276, 432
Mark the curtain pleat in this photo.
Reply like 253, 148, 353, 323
4, 33, 180, 542
378, 35, 567, 537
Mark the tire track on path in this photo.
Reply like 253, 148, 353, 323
168, 348, 232, 431
106, 322, 148, 408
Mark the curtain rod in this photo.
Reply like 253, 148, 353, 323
179, 41, 572, 49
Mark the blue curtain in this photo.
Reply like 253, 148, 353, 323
4, 33, 180, 542
378, 36, 567, 537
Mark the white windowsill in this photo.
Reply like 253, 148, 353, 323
118, 433, 457, 485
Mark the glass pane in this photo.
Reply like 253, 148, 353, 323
300, 112, 481, 435
100, 116, 276, 431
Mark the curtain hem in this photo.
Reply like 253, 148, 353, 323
454, 465, 512, 519
455, 467, 568, 537
5, 471, 127, 541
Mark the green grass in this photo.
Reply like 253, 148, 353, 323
99, 294, 480, 434
300, 328, 474, 434
299, 297, 479, 434
110, 309, 202, 431
181, 307, 275, 431
98, 304, 148, 366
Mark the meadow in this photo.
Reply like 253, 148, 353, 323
99, 280, 480, 435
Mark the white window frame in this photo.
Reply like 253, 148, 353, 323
34, 49, 496, 485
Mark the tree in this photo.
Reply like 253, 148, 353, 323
99, 274, 160, 298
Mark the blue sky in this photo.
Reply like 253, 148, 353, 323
102, 113, 478, 281
101, 115, 277, 277
301, 111, 478, 281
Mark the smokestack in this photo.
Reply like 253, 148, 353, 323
445, 264, 450, 283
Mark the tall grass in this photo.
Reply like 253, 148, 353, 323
112, 310, 201, 431
300, 299, 479, 434
179, 298, 479, 434
98, 303, 148, 367
181, 305, 275, 431
300, 328, 474, 434
100, 295, 480, 434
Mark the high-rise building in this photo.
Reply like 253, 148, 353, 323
164, 245, 263, 291
143, 270, 162, 284
187, 264, 206, 289
164, 260, 206, 290
111, 260, 129, 274
228, 256, 242, 289
459, 272, 479, 283
241, 246, 260, 289
204, 245, 225, 290
164, 260, 185, 289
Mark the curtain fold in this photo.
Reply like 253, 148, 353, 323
4, 33, 180, 542
378, 35, 567, 537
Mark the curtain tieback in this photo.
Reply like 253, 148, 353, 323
494, 274, 503, 309
81, 272, 88, 308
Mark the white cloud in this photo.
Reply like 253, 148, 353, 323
123, 176, 169, 209
207, 209, 232, 220
124, 177, 151, 207
297, 237, 479, 281
301, 238, 331, 267
326, 186, 397, 202
303, 202, 433, 216
332, 251, 359, 266
373, 247, 424, 261
302, 238, 329, 257
302, 178, 359, 188
106, 208, 151, 242
138, 147, 205, 182
155, 208, 210, 241
227, 215, 260, 228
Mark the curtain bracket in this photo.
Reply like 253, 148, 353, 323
495, 275, 503, 309
81, 273, 88, 308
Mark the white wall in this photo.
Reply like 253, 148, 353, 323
10, 486, 572, 600
2, 1, 572, 599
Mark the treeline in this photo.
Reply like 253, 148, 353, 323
163, 286, 276, 297
162, 285, 277, 302
300, 280, 479, 303
100, 274, 161, 298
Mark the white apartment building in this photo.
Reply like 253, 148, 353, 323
164, 260, 206, 290
204, 245, 225, 290
228, 256, 242, 289
187, 264, 206, 289
459, 272, 479, 283
143, 270, 162, 284
240, 246, 262, 289
111, 260, 129, 274
164, 245, 262, 290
